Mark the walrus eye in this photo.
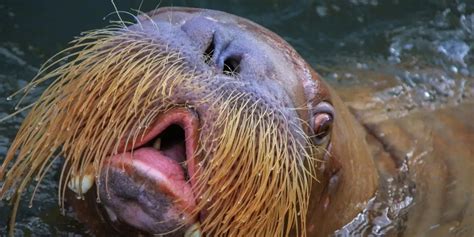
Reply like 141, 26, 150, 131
313, 102, 335, 144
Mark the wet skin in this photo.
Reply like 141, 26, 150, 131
65, 7, 378, 237
334, 67, 474, 236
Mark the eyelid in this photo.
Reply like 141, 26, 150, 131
312, 101, 335, 145
313, 101, 335, 117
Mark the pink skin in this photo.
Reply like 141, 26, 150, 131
107, 148, 196, 216
98, 108, 201, 234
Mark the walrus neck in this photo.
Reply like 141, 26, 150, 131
307, 86, 379, 237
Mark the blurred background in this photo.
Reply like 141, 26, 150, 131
0, 0, 473, 235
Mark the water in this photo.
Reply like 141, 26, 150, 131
0, 0, 473, 236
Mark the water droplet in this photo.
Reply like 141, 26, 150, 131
423, 91, 431, 100
6, 96, 12, 101
449, 65, 459, 74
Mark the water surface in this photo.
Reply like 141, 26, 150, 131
0, 0, 473, 236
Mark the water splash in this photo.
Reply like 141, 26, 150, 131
334, 159, 415, 237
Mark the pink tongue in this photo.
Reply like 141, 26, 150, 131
109, 147, 196, 211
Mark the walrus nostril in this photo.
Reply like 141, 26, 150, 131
203, 35, 215, 65
203, 35, 241, 76
223, 56, 241, 75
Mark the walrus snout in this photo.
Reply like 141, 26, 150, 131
181, 14, 284, 80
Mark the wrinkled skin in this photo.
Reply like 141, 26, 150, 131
64, 7, 378, 237
333, 66, 474, 236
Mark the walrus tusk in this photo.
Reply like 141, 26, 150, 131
67, 165, 95, 195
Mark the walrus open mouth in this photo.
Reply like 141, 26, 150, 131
98, 108, 201, 234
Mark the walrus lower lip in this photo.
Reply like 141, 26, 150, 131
106, 148, 196, 215
99, 108, 200, 234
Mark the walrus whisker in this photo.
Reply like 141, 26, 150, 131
134, 9, 160, 31
106, 10, 143, 30
6, 27, 135, 112
110, 0, 126, 28
188, 91, 314, 235
29, 154, 60, 207
0, 103, 35, 123
136, 0, 144, 17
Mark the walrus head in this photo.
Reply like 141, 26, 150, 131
0, 7, 377, 237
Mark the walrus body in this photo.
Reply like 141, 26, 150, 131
0, 7, 473, 237
333, 67, 474, 236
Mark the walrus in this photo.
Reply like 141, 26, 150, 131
1, 7, 473, 237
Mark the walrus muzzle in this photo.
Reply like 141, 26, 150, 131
0, 7, 337, 237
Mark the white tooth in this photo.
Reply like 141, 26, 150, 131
68, 172, 95, 195
153, 138, 161, 150
185, 223, 201, 237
